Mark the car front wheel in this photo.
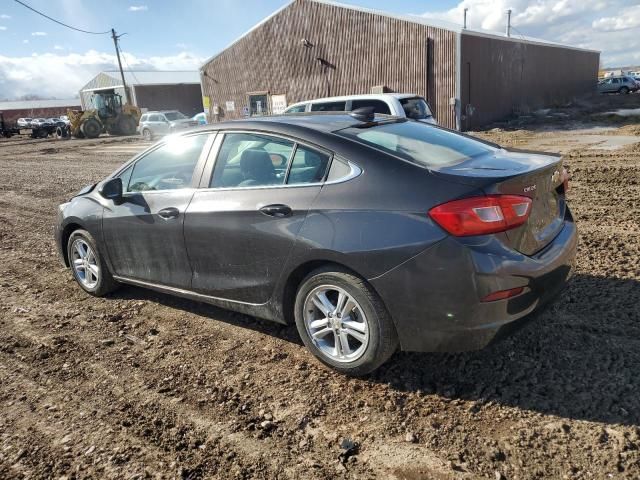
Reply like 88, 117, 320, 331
294, 267, 398, 376
67, 229, 119, 296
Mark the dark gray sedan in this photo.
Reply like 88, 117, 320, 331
55, 112, 577, 375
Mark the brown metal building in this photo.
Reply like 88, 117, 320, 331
200, 0, 599, 130
79, 71, 203, 117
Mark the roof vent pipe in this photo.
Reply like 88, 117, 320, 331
506, 9, 512, 37
463, 8, 468, 29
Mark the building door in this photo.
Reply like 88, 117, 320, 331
249, 93, 269, 116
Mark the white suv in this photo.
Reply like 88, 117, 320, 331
283, 93, 436, 124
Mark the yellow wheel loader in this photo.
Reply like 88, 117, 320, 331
60, 92, 141, 139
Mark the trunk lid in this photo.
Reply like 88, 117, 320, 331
433, 149, 566, 255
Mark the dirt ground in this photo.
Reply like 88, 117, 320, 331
1, 95, 639, 479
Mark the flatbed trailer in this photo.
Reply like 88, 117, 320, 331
0, 113, 62, 139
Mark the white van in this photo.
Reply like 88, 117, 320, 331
283, 93, 436, 124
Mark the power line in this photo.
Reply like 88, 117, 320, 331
13, 0, 110, 35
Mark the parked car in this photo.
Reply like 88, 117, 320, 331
55, 112, 576, 375
193, 112, 208, 125
137, 111, 199, 140
17, 117, 33, 128
597, 76, 639, 94
284, 93, 436, 124
59, 115, 71, 125
31, 118, 52, 128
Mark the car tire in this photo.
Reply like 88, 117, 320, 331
142, 128, 152, 141
294, 266, 398, 376
67, 229, 119, 297
619, 87, 630, 95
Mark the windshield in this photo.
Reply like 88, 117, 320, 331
400, 97, 432, 120
338, 121, 496, 168
164, 111, 187, 121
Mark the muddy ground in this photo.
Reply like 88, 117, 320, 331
1, 96, 639, 479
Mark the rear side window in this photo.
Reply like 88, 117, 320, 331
326, 158, 352, 182
351, 99, 391, 115
287, 146, 330, 185
311, 101, 346, 112
338, 121, 495, 168
210, 133, 293, 188
140, 114, 148, 122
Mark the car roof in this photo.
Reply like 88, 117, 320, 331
287, 93, 421, 108
194, 112, 404, 135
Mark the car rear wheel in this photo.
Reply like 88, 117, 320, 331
619, 86, 630, 94
142, 128, 152, 141
294, 267, 398, 376
67, 229, 118, 296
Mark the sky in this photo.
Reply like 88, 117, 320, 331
0, 0, 639, 100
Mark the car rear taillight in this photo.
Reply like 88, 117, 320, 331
481, 287, 524, 302
429, 195, 532, 237
561, 167, 570, 193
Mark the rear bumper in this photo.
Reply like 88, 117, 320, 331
370, 209, 577, 352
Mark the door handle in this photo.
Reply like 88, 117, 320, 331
259, 204, 292, 218
158, 207, 180, 220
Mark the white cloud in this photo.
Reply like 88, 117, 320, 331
0, 26, 6, 31
592, 5, 640, 31
421, 0, 640, 67
0, 50, 205, 99
128, 5, 148, 11
31, 31, 47, 36
175, 43, 188, 49
0, 14, 10, 19
22, 39, 28, 44
53, 45, 64, 51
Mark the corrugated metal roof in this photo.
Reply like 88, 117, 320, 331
201, 0, 598, 67
80, 71, 200, 92
0, 98, 81, 111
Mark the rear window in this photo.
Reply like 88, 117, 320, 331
164, 111, 187, 121
311, 101, 346, 112
399, 97, 433, 120
338, 121, 495, 168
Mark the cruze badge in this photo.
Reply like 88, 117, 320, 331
523, 184, 537, 193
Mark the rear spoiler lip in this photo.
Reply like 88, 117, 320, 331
502, 146, 562, 159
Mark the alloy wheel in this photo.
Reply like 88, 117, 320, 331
71, 239, 100, 289
303, 285, 369, 363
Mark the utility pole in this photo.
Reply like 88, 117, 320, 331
463, 8, 468, 29
505, 9, 512, 37
111, 28, 131, 104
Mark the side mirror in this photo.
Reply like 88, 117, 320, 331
99, 177, 123, 204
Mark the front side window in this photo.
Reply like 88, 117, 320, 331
210, 133, 294, 188
338, 121, 495, 169
311, 101, 346, 112
149, 114, 163, 122
127, 134, 208, 192
400, 97, 433, 120
286, 104, 307, 113
351, 99, 391, 115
